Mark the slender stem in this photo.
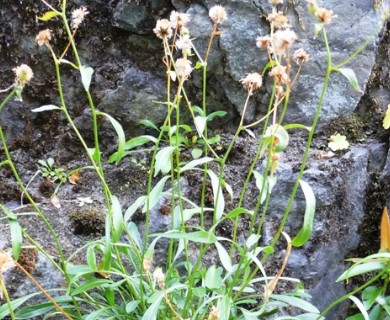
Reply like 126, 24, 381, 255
0, 275, 15, 320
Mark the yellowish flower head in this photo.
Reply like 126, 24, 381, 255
241, 72, 263, 91
36, 29, 52, 46
13, 64, 33, 86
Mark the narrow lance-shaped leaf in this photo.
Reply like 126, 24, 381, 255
154, 146, 175, 177
97, 112, 126, 165
291, 180, 316, 247
208, 169, 225, 222
32, 105, 61, 113
38, 11, 61, 21
9, 214, 22, 260
337, 67, 361, 92
110, 195, 123, 243
383, 104, 390, 129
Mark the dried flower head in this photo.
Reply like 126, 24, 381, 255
153, 19, 173, 40
272, 29, 297, 56
0, 250, 15, 275
36, 29, 52, 46
143, 258, 152, 273
269, 0, 284, 5
256, 35, 272, 49
176, 34, 193, 56
269, 64, 288, 84
293, 48, 310, 64
170, 11, 190, 29
315, 7, 336, 24
267, 12, 291, 29
72, 6, 89, 29
207, 306, 220, 320
241, 72, 263, 92
153, 267, 165, 288
13, 64, 33, 86
209, 5, 228, 24
175, 58, 193, 79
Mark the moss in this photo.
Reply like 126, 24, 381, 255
17, 247, 38, 274
325, 114, 367, 142
69, 208, 105, 236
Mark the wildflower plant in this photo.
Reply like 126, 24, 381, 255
0, 0, 388, 319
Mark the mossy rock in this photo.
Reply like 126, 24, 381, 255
69, 208, 105, 236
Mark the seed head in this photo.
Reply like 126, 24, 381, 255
13, 64, 33, 86
176, 34, 193, 56
170, 11, 190, 29
241, 72, 263, 92
72, 6, 89, 29
272, 29, 297, 56
207, 306, 220, 320
36, 29, 52, 46
153, 19, 173, 40
293, 48, 310, 64
153, 267, 165, 288
143, 258, 152, 273
256, 35, 272, 49
209, 5, 228, 24
269, 64, 288, 84
267, 12, 291, 29
0, 250, 15, 275
175, 58, 193, 79
315, 7, 336, 24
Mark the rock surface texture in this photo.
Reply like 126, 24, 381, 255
0, 0, 389, 319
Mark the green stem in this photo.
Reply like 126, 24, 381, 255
0, 275, 15, 320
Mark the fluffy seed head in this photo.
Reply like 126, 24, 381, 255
36, 29, 52, 46
315, 7, 335, 24
241, 72, 263, 92
153, 19, 173, 39
272, 29, 297, 56
293, 48, 310, 64
175, 58, 193, 79
176, 34, 193, 56
170, 11, 190, 29
143, 258, 152, 273
72, 6, 89, 29
269, 64, 288, 84
256, 35, 272, 49
267, 12, 291, 29
0, 250, 15, 275
153, 267, 165, 288
209, 5, 228, 24
207, 306, 220, 320
13, 64, 33, 86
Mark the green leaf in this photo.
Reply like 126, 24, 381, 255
291, 180, 316, 247
9, 218, 22, 260
142, 292, 164, 320
86, 246, 97, 270
205, 265, 223, 289
71, 279, 112, 296
0, 289, 42, 318
180, 157, 214, 172
152, 230, 217, 244
195, 61, 204, 69
80, 65, 94, 91
192, 106, 205, 117
109, 136, 157, 163
348, 296, 369, 320
124, 196, 146, 222
110, 195, 123, 243
218, 294, 231, 320
191, 148, 203, 159
270, 294, 320, 314
328, 133, 349, 151
383, 104, 390, 129
361, 286, 381, 310
284, 123, 311, 131
143, 176, 170, 212
208, 169, 225, 222
337, 262, 386, 282
97, 112, 126, 165
253, 171, 268, 204
207, 111, 227, 122
194, 116, 207, 137
154, 146, 175, 176
126, 300, 140, 313
128, 222, 143, 251
337, 68, 361, 92
140, 119, 160, 131
38, 11, 60, 21
215, 242, 232, 272
224, 207, 248, 220
31, 105, 61, 112
246, 234, 261, 249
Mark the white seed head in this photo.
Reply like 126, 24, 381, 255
13, 64, 33, 86
170, 11, 190, 29
241, 72, 263, 91
36, 29, 52, 46
72, 7, 89, 29
153, 19, 173, 40
209, 5, 228, 24
175, 58, 193, 79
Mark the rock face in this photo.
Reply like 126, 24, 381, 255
0, 0, 389, 318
